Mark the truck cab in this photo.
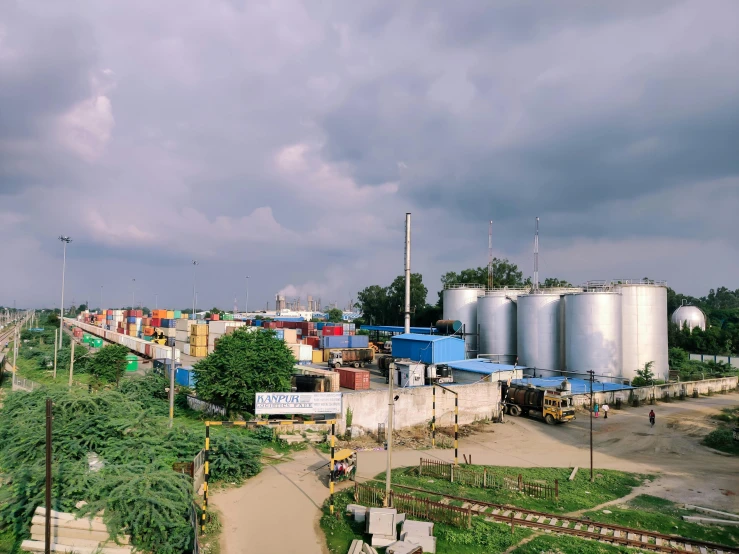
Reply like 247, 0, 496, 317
542, 392, 576, 424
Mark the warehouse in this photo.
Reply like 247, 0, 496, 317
391, 333, 464, 364
446, 359, 525, 385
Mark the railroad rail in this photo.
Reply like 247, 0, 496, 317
387, 483, 738, 554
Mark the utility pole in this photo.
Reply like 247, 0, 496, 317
58, 236, 72, 354
588, 370, 594, 482
245, 276, 250, 315
132, 278, 136, 309
52, 332, 58, 379
100, 285, 103, 313
192, 261, 199, 318
169, 343, 176, 428
45, 398, 53, 554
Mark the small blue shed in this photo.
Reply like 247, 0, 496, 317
391, 334, 465, 364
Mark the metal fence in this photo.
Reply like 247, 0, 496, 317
354, 483, 472, 528
192, 449, 205, 493
418, 458, 558, 500
190, 504, 200, 554
186, 395, 226, 417
11, 372, 41, 392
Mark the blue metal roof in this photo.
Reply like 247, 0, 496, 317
447, 359, 528, 375
392, 334, 465, 364
360, 325, 437, 335
512, 377, 633, 394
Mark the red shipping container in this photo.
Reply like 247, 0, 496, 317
151, 318, 161, 327
145, 344, 151, 357
337, 367, 370, 390
212, 314, 220, 321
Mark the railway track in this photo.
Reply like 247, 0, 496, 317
390, 483, 738, 554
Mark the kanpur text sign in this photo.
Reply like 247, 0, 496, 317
255, 392, 342, 415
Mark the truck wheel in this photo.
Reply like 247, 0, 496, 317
509, 405, 521, 417
353, 362, 360, 368
545, 414, 555, 425
333, 363, 341, 369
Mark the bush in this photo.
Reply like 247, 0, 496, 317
703, 428, 739, 455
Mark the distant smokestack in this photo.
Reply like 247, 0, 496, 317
534, 217, 540, 291
404, 213, 411, 334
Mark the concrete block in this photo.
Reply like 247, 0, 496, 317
385, 541, 424, 554
278, 434, 305, 444
21, 540, 131, 554
370, 534, 398, 548
348, 539, 364, 554
31, 514, 108, 533
394, 513, 406, 525
403, 534, 437, 553
366, 508, 397, 536
361, 543, 378, 554
401, 520, 434, 537
30, 525, 111, 544
682, 516, 739, 527
684, 505, 739, 521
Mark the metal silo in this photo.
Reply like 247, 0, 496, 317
565, 291, 623, 379
443, 285, 484, 356
615, 281, 668, 383
517, 292, 565, 376
478, 288, 527, 364
671, 305, 706, 332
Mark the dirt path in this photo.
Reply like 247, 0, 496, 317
211, 392, 739, 553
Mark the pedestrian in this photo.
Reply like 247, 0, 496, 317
649, 409, 655, 427
594, 402, 599, 418
602, 403, 609, 419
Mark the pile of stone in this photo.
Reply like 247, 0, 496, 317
344, 504, 436, 554
21, 507, 131, 554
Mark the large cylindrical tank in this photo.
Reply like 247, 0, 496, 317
517, 293, 565, 376
443, 285, 484, 356
671, 305, 706, 332
616, 283, 668, 383
478, 289, 526, 364
565, 292, 623, 379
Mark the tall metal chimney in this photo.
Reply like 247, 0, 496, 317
534, 217, 540, 291
404, 213, 411, 334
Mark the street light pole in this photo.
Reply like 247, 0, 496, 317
132, 279, 136, 309
100, 285, 103, 313
245, 276, 250, 316
58, 236, 72, 353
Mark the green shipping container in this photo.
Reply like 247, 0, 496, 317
125, 354, 138, 372
91, 338, 103, 348
82, 334, 92, 343
174, 310, 182, 319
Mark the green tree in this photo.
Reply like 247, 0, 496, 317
327, 308, 344, 323
631, 361, 655, 386
88, 344, 128, 387
193, 329, 296, 415
355, 285, 391, 325
388, 273, 428, 325
543, 277, 572, 287
438, 259, 528, 306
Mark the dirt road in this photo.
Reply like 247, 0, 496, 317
211, 392, 739, 554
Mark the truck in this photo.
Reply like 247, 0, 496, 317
502, 383, 575, 424
328, 348, 374, 369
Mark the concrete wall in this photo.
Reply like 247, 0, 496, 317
339, 381, 501, 434
689, 353, 739, 369
569, 376, 738, 406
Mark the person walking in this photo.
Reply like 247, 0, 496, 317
649, 409, 655, 427
602, 403, 609, 419
593, 401, 600, 418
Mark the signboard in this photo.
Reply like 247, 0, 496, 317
255, 392, 342, 415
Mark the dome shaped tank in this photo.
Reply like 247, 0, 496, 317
671, 305, 706, 332
517, 292, 565, 376
615, 282, 668, 383
565, 292, 623, 378
443, 285, 484, 356
478, 289, 526, 364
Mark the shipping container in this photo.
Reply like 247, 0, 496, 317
191, 346, 208, 357
347, 335, 369, 348
191, 324, 208, 336
151, 318, 161, 327
321, 335, 350, 349
283, 329, 298, 343
337, 367, 370, 390
189, 335, 207, 346
176, 367, 197, 388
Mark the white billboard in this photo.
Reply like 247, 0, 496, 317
255, 392, 342, 415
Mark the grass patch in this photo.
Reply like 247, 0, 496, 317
704, 405, 739, 455
513, 534, 637, 553
320, 490, 366, 554
0, 529, 19, 554
584, 494, 739, 547
378, 465, 647, 514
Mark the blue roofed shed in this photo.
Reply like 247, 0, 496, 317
391, 333, 465, 364
512, 377, 633, 394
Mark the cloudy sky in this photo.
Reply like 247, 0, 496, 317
2, 0, 738, 312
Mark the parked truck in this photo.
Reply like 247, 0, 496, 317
502, 383, 575, 424
328, 348, 374, 369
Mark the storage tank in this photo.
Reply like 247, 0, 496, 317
517, 292, 565, 376
615, 282, 668, 383
478, 289, 527, 364
671, 305, 706, 332
442, 285, 484, 356
564, 292, 623, 379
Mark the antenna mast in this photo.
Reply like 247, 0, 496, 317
534, 217, 540, 291
487, 220, 493, 289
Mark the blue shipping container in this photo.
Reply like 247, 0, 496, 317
175, 368, 197, 388
161, 319, 176, 328
316, 323, 325, 330
321, 335, 350, 349
127, 316, 136, 323
276, 329, 284, 339
253, 320, 263, 327
391, 334, 465, 365
348, 335, 369, 348
275, 317, 305, 322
